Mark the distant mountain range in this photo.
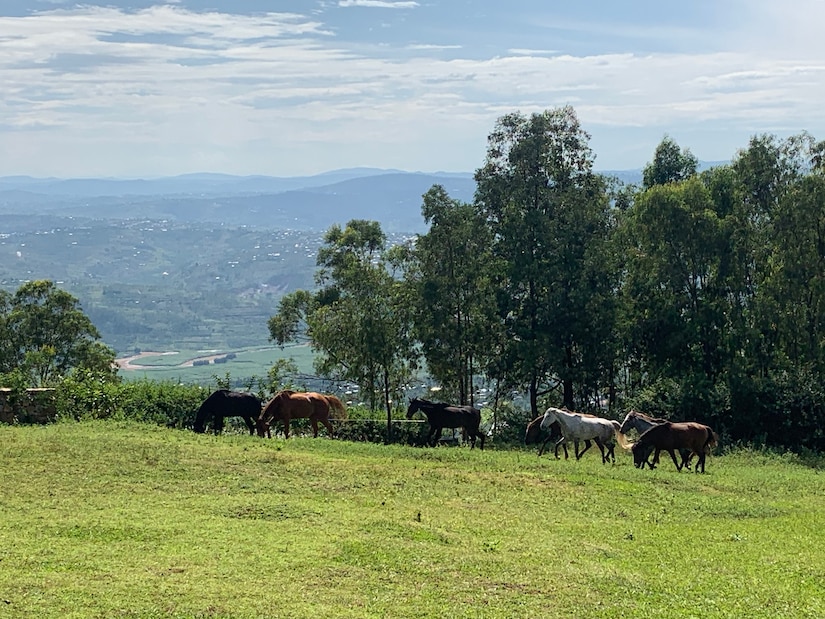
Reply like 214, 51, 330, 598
2, 165, 731, 232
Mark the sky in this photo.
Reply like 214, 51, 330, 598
2, 0, 824, 178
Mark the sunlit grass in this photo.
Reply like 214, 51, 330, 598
1, 421, 823, 618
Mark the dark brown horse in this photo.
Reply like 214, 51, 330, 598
525, 414, 573, 457
256, 390, 344, 439
193, 389, 262, 435
406, 397, 485, 450
631, 421, 718, 473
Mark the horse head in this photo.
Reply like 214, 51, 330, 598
524, 416, 544, 445
619, 410, 638, 434
539, 408, 559, 431
255, 417, 270, 438
406, 398, 421, 419
631, 440, 655, 468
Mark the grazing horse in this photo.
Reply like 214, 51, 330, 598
540, 407, 632, 463
631, 421, 718, 473
619, 410, 694, 470
406, 398, 485, 450
256, 390, 338, 439
193, 389, 262, 435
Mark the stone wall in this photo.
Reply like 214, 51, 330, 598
0, 388, 57, 424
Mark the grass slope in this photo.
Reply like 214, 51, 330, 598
1, 422, 824, 618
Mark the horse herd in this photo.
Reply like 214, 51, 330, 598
192, 389, 347, 439
193, 390, 718, 472
526, 408, 719, 472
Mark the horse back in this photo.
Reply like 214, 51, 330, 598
639, 421, 713, 452
428, 405, 481, 429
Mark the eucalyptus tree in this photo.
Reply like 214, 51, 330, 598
0, 280, 116, 386
407, 185, 497, 405
473, 106, 618, 414
268, 220, 417, 433
750, 134, 825, 372
621, 176, 726, 391
642, 135, 698, 189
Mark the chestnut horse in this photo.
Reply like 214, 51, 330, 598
193, 389, 261, 435
631, 421, 718, 473
256, 390, 345, 439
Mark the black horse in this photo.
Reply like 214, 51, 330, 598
406, 397, 485, 450
193, 389, 262, 435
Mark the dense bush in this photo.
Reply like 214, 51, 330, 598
56, 371, 210, 429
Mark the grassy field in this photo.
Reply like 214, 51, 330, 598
1, 421, 824, 618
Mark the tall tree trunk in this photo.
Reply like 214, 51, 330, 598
383, 367, 392, 444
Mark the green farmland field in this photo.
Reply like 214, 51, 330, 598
116, 345, 317, 385
1, 421, 823, 618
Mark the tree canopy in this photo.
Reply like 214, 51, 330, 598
0, 280, 116, 386
266, 109, 825, 451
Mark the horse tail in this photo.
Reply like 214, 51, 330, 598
325, 395, 348, 420
611, 421, 634, 451
614, 429, 634, 451
704, 428, 719, 453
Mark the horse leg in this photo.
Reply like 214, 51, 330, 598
696, 450, 706, 473
554, 438, 567, 460
214, 415, 224, 435
538, 436, 552, 456
576, 439, 592, 460
593, 437, 607, 464
283, 418, 290, 439
322, 418, 334, 438
644, 447, 658, 469
243, 415, 255, 436
604, 440, 616, 464
668, 449, 683, 471
429, 426, 442, 447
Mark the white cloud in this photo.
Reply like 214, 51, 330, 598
338, 1, 419, 8
0, 3, 824, 176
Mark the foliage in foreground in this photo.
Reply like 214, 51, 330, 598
1, 421, 823, 619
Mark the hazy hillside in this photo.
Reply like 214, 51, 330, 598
0, 166, 652, 354
0, 169, 478, 233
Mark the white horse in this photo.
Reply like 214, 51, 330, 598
540, 407, 632, 463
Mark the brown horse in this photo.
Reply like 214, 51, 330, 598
631, 421, 718, 473
525, 415, 573, 457
257, 390, 337, 439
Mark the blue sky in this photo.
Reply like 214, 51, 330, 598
2, 0, 824, 178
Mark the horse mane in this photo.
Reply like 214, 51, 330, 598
631, 409, 669, 424
413, 397, 436, 406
